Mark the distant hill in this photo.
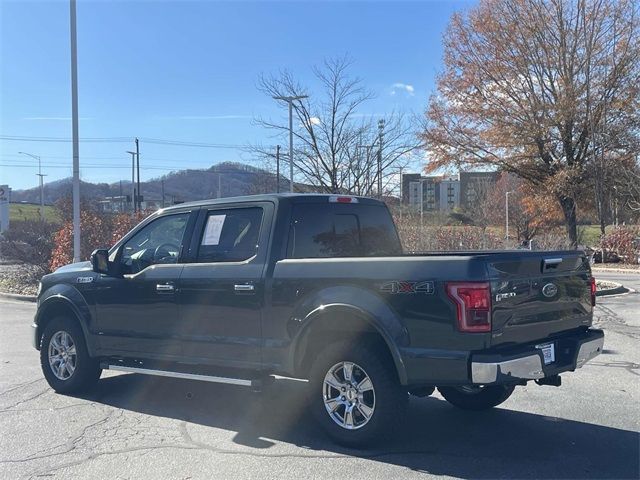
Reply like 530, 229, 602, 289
11, 162, 301, 205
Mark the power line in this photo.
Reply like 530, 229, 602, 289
0, 134, 252, 149
0, 163, 176, 170
0, 135, 131, 143
0, 158, 269, 169
1, 153, 127, 160
0, 154, 264, 168
139, 137, 248, 149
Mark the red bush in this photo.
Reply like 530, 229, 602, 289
49, 211, 148, 271
599, 226, 640, 264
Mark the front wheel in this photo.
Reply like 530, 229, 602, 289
40, 316, 101, 394
308, 341, 407, 447
438, 385, 515, 410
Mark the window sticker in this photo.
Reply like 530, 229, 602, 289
202, 214, 226, 245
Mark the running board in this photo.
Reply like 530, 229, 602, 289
102, 363, 254, 387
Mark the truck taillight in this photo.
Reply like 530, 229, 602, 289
590, 277, 597, 307
446, 282, 492, 333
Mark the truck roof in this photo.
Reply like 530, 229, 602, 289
160, 193, 385, 212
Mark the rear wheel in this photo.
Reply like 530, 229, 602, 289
438, 385, 515, 410
308, 341, 407, 447
40, 316, 101, 394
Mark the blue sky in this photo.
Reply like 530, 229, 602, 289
1, 0, 472, 191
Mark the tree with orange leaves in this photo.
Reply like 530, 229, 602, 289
484, 173, 563, 243
423, 0, 639, 247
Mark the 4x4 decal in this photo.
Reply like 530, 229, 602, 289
380, 281, 435, 295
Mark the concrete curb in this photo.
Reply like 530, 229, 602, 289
595, 281, 630, 297
592, 267, 640, 275
0, 292, 37, 303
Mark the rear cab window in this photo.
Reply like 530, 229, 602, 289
287, 203, 402, 258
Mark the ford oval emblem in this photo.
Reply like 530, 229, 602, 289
542, 283, 558, 298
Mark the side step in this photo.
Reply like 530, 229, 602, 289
101, 363, 259, 388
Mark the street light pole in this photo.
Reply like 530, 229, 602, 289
377, 119, 385, 198
275, 145, 280, 193
273, 95, 308, 193
397, 166, 405, 220
505, 191, 513, 241
356, 144, 375, 196
18, 152, 46, 220
70, 0, 81, 262
419, 180, 424, 226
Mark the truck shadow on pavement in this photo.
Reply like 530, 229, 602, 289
80, 373, 639, 479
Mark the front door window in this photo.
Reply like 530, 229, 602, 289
120, 213, 190, 274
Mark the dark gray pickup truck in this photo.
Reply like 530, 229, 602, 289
33, 193, 603, 445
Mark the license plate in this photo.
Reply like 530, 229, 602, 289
536, 343, 555, 365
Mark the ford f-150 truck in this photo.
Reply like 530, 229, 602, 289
33, 194, 604, 445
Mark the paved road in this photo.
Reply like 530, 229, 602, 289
1, 274, 638, 479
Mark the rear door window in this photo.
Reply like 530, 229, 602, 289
196, 207, 263, 262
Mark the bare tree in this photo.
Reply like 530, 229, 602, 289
618, 157, 640, 213
422, 0, 640, 247
255, 56, 421, 194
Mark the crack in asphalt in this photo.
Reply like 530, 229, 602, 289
594, 304, 639, 340
588, 360, 640, 377
1, 412, 115, 466
7, 411, 469, 479
0, 378, 45, 397
0, 402, 96, 414
2, 388, 51, 410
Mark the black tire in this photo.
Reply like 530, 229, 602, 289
39, 316, 101, 394
308, 341, 407, 447
438, 385, 515, 411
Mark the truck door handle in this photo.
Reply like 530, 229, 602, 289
234, 284, 255, 292
156, 283, 175, 293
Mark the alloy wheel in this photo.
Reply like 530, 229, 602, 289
322, 361, 376, 430
48, 331, 77, 380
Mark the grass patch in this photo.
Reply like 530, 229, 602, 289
578, 225, 604, 246
9, 203, 61, 224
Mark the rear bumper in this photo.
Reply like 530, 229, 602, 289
470, 329, 604, 384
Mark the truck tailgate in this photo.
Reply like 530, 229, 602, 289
488, 251, 593, 347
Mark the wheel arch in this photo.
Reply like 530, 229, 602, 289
35, 293, 95, 355
291, 304, 409, 385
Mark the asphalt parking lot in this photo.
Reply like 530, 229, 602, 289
0, 271, 638, 480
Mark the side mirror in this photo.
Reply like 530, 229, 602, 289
90, 248, 110, 275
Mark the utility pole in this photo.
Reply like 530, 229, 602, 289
273, 95, 308, 192
276, 145, 280, 193
217, 171, 222, 199
135, 138, 141, 211
377, 119, 385, 198
70, 0, 81, 262
18, 152, 46, 220
161, 179, 165, 208
126, 151, 136, 214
